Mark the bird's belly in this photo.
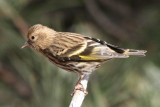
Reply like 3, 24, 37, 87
48, 57, 101, 74
62, 62, 101, 74
41, 49, 101, 74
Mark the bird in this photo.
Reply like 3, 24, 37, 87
22, 24, 147, 95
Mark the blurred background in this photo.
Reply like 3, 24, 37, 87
0, 0, 159, 107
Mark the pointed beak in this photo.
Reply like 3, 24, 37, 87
21, 41, 30, 49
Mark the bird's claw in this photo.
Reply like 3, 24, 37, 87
70, 83, 88, 96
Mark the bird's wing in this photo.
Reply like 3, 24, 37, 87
49, 32, 128, 61
78, 37, 129, 61
49, 32, 87, 57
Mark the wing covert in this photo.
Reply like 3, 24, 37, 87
48, 33, 129, 62
48, 32, 87, 57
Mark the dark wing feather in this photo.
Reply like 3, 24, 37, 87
78, 37, 129, 61
47, 33, 129, 62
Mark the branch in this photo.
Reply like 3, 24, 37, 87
69, 74, 91, 107
0, 63, 32, 99
0, 0, 28, 37
98, 0, 133, 17
84, 0, 133, 41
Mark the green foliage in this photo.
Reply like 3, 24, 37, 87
0, 0, 160, 107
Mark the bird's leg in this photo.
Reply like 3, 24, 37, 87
71, 74, 88, 96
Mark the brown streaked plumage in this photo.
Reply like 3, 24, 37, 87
22, 24, 147, 95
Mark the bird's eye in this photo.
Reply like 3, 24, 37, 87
31, 36, 35, 40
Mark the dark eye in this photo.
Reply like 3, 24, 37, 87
31, 36, 35, 40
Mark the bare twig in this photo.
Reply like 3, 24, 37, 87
0, 63, 32, 99
84, 0, 133, 41
0, 0, 28, 37
69, 74, 91, 107
98, 0, 133, 17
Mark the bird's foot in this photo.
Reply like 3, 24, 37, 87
70, 83, 88, 96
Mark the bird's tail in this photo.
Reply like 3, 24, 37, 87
123, 49, 147, 56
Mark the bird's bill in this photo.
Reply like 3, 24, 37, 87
21, 41, 29, 48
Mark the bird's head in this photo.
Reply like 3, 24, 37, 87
21, 24, 56, 50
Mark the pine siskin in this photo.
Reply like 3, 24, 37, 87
22, 24, 147, 94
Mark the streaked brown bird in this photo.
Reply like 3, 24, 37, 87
22, 24, 147, 95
